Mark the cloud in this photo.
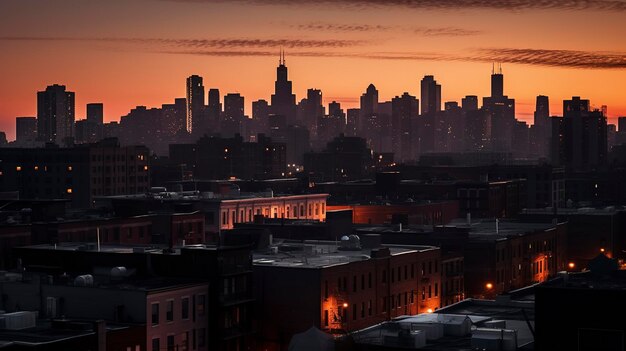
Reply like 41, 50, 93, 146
469, 48, 626, 69
5, 36, 624, 69
289, 22, 482, 37
0, 36, 363, 49
167, 0, 626, 12
164, 47, 626, 69
414, 27, 482, 37
291, 22, 393, 32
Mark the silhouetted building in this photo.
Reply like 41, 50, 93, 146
536, 256, 626, 351
270, 51, 296, 120
15, 116, 37, 143
551, 96, 607, 171
483, 66, 515, 152
186, 75, 205, 133
161, 97, 187, 138
420, 75, 441, 114
461, 95, 478, 111
305, 88, 323, 138
222, 93, 244, 137
391, 92, 418, 162
531, 95, 551, 158
0, 139, 150, 208
346, 108, 359, 136
252, 99, 270, 134
37, 84, 75, 146
170, 134, 286, 180
303, 135, 374, 182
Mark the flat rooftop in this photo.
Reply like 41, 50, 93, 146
352, 293, 535, 350
445, 219, 560, 241
253, 240, 438, 269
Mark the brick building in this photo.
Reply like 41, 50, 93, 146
253, 239, 441, 351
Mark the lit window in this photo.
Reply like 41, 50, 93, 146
34, 166, 39, 171
67, 166, 73, 171
66, 188, 73, 194
144, 166, 148, 171
16, 166, 21, 171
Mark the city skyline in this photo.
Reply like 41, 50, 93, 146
1, 0, 626, 140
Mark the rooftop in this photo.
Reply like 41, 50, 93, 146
351, 292, 535, 350
253, 240, 438, 269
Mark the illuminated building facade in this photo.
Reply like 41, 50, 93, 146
253, 242, 441, 351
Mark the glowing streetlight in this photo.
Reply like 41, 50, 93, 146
485, 283, 493, 290
568, 262, 575, 269
342, 302, 348, 308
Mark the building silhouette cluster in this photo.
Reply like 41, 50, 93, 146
1, 54, 626, 351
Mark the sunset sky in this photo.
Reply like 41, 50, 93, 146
1, 0, 625, 140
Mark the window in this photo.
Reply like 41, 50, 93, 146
428, 261, 432, 274
198, 328, 206, 347
383, 297, 388, 312
151, 303, 159, 325
361, 275, 365, 290
182, 332, 189, 351
182, 297, 189, 320
435, 283, 438, 297
428, 285, 432, 298
197, 294, 206, 316
166, 300, 174, 322
368, 272, 372, 288
167, 335, 175, 351
152, 338, 160, 351
324, 310, 329, 326
368, 300, 372, 315
361, 302, 365, 318
411, 264, 415, 278
324, 280, 328, 298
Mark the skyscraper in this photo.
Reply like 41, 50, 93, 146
37, 84, 75, 145
252, 99, 270, 135
15, 117, 37, 143
87, 103, 104, 125
186, 75, 205, 133
223, 93, 244, 137
483, 65, 515, 152
306, 89, 323, 137
420, 75, 441, 115
553, 96, 607, 170
391, 92, 419, 161
534, 95, 550, 129
270, 51, 296, 120
491, 64, 504, 98
462, 95, 479, 111
359, 84, 380, 149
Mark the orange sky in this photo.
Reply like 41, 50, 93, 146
1, 0, 626, 140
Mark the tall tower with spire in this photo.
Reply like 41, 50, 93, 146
483, 63, 515, 151
271, 50, 296, 120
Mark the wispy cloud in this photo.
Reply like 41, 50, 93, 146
291, 22, 392, 32
167, 0, 626, 12
164, 48, 626, 69
4, 36, 624, 69
469, 48, 626, 69
414, 27, 482, 37
289, 22, 482, 37
0, 36, 363, 49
